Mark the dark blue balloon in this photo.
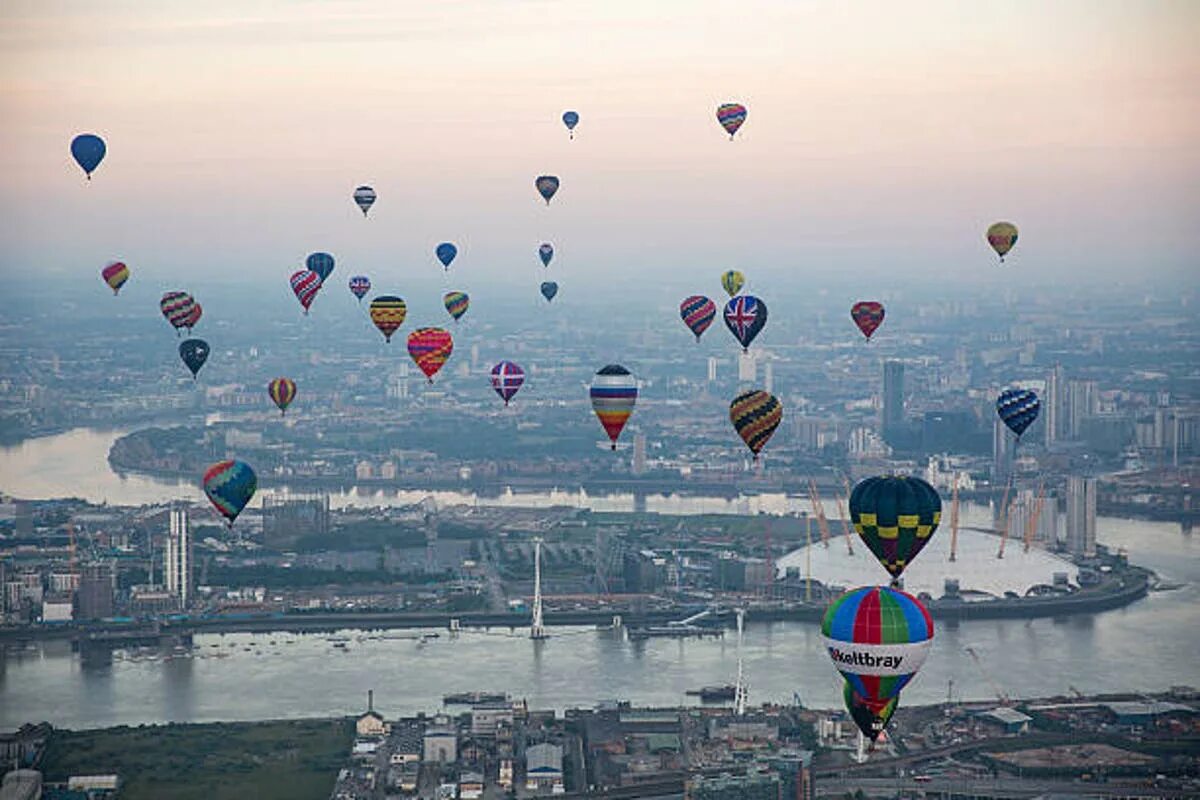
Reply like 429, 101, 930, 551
71, 134, 106, 179
562, 111, 579, 130
436, 242, 458, 270
540, 281, 558, 302
723, 295, 768, 352
996, 388, 1040, 438
179, 338, 209, 379
306, 252, 335, 283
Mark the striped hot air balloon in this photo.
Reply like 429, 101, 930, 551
182, 302, 202, 332
490, 361, 525, 406
202, 460, 258, 528
849, 476, 942, 581
369, 296, 406, 342
716, 103, 747, 139
443, 291, 469, 322
851, 301, 885, 340
353, 185, 376, 216
160, 291, 197, 335
407, 327, 453, 382
822, 586, 933, 716
996, 388, 1040, 439
729, 390, 783, 460
268, 378, 297, 415
101, 261, 129, 295
290, 270, 321, 315
679, 295, 717, 341
590, 365, 637, 450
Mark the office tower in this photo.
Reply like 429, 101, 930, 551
738, 352, 757, 383
764, 361, 774, 395
707, 357, 718, 383
1066, 379, 1098, 439
1044, 364, 1066, 446
78, 563, 114, 620
164, 506, 192, 609
632, 433, 647, 475
993, 417, 1013, 482
1066, 477, 1097, 558
882, 360, 904, 435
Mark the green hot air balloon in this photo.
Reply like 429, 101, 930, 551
848, 475, 942, 581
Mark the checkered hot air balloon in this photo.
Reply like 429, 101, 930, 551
849, 476, 942, 581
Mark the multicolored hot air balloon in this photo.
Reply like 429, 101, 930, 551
724, 295, 767, 352
306, 252, 335, 283
353, 186, 376, 216
202, 459, 257, 528
679, 295, 717, 341
849, 476, 942, 581
730, 390, 783, 460
444, 291, 469, 322
822, 586, 934, 715
844, 680, 898, 743
369, 296, 407, 342
851, 301, 885, 341
290, 270, 321, 315
268, 378, 297, 415
160, 292, 197, 335
179, 339, 209, 379
349, 275, 371, 302
562, 110, 579, 139
986, 222, 1018, 262
538, 243, 554, 267
535, 175, 560, 205
71, 134, 106, 179
590, 365, 637, 451
101, 261, 129, 295
490, 361, 525, 406
716, 103, 747, 139
996, 388, 1040, 439
721, 270, 745, 298
407, 327, 453, 382
183, 303, 202, 332
435, 242, 458, 271
540, 281, 558, 302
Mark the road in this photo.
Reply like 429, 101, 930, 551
816, 775, 1187, 798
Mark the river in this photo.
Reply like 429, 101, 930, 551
1, 429, 1198, 730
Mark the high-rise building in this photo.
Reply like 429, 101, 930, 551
992, 417, 1013, 482
764, 361, 774, 395
632, 433, 647, 475
1066, 379, 1098, 439
738, 352, 756, 383
882, 360, 904, 436
77, 563, 114, 620
707, 357, 718, 383
1044, 364, 1066, 446
164, 506, 192, 609
1066, 477, 1097, 558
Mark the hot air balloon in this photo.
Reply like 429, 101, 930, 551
349, 275, 371, 302
538, 243, 554, 267
178, 339, 209, 379
716, 103, 747, 139
290, 270, 321, 315
353, 185, 376, 216
71, 134, 106, 179
407, 327, 453, 383
444, 291, 469, 322
986, 222, 1018, 262
679, 296, 717, 341
101, 261, 129, 295
721, 270, 745, 298
845, 681, 898, 742
160, 292, 197, 335
202, 459, 257, 528
268, 378, 297, 415
535, 175, 560, 205
435, 242, 458, 271
369, 296, 407, 342
306, 252, 335, 283
822, 585, 934, 715
540, 281, 558, 302
849, 476, 942, 581
590, 365, 637, 451
851, 301, 885, 341
730, 390, 783, 460
490, 361, 525, 406
562, 110, 579, 138
724, 295, 767, 352
183, 302, 202, 332
996, 388, 1040, 439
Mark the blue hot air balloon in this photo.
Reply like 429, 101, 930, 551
562, 111, 579, 139
538, 243, 554, 267
535, 176, 560, 205
723, 295, 768, 352
540, 281, 558, 302
436, 242, 458, 271
996, 388, 1040, 439
306, 252, 335, 283
71, 134, 106, 180
178, 339, 209, 379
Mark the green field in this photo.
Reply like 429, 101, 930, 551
40, 718, 353, 800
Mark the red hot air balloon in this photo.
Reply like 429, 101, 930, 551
407, 328, 453, 382
851, 301, 885, 340
101, 261, 130, 295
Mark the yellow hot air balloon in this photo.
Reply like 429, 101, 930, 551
986, 222, 1018, 262
721, 270, 745, 297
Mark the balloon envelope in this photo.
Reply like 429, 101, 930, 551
290, 270, 321, 314
491, 361, 525, 405
160, 292, 197, 333
444, 291, 469, 321
987, 221, 1018, 260
851, 302, 885, 340
539, 243, 554, 267
996, 388, 1040, 438
436, 242, 458, 270
716, 103, 747, 139
849, 476, 942, 580
71, 134, 106, 178
535, 175, 560, 204
680, 295, 717, 341
349, 275, 371, 302
407, 327, 454, 382
723, 295, 768, 352
721, 270, 745, 297
101, 261, 130, 295
306, 252, 335, 283
178, 339, 209, 378
562, 110, 579, 131
730, 390, 783, 458
822, 586, 933, 713
590, 365, 637, 450
268, 378, 297, 415
369, 296, 407, 342
540, 281, 558, 302
203, 460, 258, 527
845, 681, 898, 742
353, 186, 376, 216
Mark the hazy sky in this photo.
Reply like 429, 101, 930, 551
1, 0, 1198, 294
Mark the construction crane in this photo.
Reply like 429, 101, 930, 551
836, 476, 855, 556
964, 646, 1011, 705
807, 480, 832, 548
1022, 483, 1047, 553
995, 478, 1014, 559
948, 478, 960, 563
